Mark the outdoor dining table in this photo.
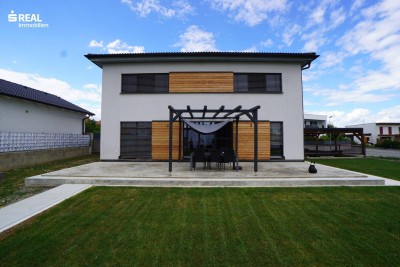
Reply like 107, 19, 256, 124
189, 151, 239, 171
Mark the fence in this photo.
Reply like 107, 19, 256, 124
304, 140, 364, 157
0, 132, 91, 153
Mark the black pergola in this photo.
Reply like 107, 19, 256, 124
168, 105, 260, 173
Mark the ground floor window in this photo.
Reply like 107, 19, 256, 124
270, 122, 283, 158
183, 122, 233, 157
120, 122, 152, 159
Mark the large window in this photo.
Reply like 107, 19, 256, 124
121, 74, 168, 93
270, 122, 284, 158
183, 122, 233, 158
234, 73, 282, 93
120, 122, 152, 159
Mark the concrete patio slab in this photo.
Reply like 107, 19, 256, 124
25, 161, 387, 187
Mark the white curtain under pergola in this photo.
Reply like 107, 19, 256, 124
182, 119, 232, 134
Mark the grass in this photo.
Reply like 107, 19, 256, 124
0, 186, 399, 266
0, 155, 99, 207
313, 157, 400, 181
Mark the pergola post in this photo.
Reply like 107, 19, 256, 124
169, 108, 173, 173
361, 129, 366, 157
179, 118, 182, 162
235, 117, 239, 154
253, 109, 258, 173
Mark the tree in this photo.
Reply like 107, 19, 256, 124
85, 119, 101, 134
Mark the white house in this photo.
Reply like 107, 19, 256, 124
346, 122, 400, 144
304, 114, 327, 128
86, 52, 319, 162
0, 79, 94, 135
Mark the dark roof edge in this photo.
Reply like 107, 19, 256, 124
2, 91, 94, 116
85, 52, 319, 69
0, 79, 94, 116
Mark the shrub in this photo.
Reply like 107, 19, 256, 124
376, 140, 400, 149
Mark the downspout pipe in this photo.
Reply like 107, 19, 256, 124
301, 61, 312, 70
82, 114, 91, 134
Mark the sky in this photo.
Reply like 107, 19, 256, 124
1, 0, 399, 126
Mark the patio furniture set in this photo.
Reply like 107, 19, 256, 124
190, 148, 239, 171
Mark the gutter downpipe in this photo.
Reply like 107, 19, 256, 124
82, 115, 90, 134
301, 62, 312, 70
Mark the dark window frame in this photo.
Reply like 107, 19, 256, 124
121, 73, 169, 94
234, 73, 282, 93
270, 121, 284, 159
120, 121, 152, 159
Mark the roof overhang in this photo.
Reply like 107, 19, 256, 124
85, 52, 319, 69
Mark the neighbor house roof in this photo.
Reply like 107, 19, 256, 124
0, 79, 94, 116
85, 51, 319, 69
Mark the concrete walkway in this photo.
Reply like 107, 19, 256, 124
0, 184, 92, 233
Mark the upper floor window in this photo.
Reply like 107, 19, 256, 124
121, 74, 169, 93
234, 73, 282, 93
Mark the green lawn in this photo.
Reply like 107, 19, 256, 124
1, 187, 399, 266
313, 157, 400, 181
0, 155, 99, 207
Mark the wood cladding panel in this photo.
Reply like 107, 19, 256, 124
152, 122, 181, 160
233, 122, 270, 161
169, 72, 234, 93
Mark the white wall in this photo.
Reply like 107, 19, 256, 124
101, 61, 305, 161
0, 95, 86, 134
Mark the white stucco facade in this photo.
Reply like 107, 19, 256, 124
347, 122, 400, 144
100, 61, 307, 161
0, 95, 86, 134
304, 114, 327, 128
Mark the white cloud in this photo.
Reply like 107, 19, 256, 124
329, 7, 346, 29
122, 0, 193, 18
376, 105, 400, 122
334, 0, 400, 97
174, 25, 218, 52
88, 40, 104, 49
300, 2, 345, 51
301, 29, 327, 52
241, 46, 258, 52
0, 68, 101, 118
282, 24, 301, 46
106, 39, 145, 54
88, 39, 145, 54
306, 106, 400, 127
310, 6, 326, 26
260, 38, 273, 47
318, 51, 345, 69
350, 0, 365, 15
209, 0, 288, 26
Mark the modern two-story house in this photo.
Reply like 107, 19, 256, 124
86, 52, 318, 163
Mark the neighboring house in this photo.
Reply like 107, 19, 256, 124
304, 114, 327, 128
0, 79, 94, 170
346, 122, 400, 144
86, 52, 318, 162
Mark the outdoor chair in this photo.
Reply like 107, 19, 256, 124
193, 149, 207, 170
208, 149, 222, 170
221, 149, 237, 171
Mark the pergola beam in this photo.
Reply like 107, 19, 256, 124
212, 105, 225, 118
223, 105, 242, 118
202, 105, 207, 119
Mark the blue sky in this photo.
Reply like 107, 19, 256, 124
1, 0, 399, 126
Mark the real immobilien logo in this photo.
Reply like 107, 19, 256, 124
8, 10, 49, 28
